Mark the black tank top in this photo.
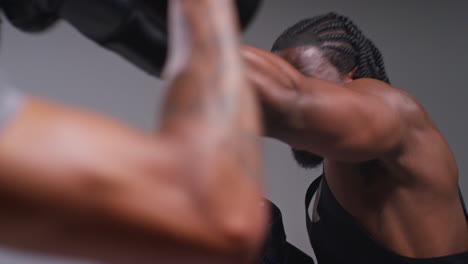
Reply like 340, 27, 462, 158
260, 201, 314, 264
305, 175, 468, 264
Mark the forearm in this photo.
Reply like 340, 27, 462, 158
159, 0, 265, 258
162, 0, 260, 141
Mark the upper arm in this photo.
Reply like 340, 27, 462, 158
0, 97, 266, 261
280, 78, 408, 162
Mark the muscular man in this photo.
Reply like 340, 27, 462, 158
0, 0, 267, 263
243, 12, 468, 263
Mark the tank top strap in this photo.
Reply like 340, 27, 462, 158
305, 175, 323, 248
459, 187, 467, 218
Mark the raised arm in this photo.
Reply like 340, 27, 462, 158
242, 45, 422, 163
0, 1, 265, 263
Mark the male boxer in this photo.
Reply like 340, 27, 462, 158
243, 12, 468, 264
0, 1, 266, 263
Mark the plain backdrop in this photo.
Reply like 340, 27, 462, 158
0, 0, 466, 263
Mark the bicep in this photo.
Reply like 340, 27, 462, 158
286, 79, 405, 162
0, 96, 208, 222
0, 97, 265, 258
0, 98, 190, 235
0, 97, 175, 199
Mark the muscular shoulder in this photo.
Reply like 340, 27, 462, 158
349, 78, 458, 186
348, 78, 431, 131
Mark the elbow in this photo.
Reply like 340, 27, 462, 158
175, 142, 268, 262
213, 200, 269, 263
192, 170, 268, 261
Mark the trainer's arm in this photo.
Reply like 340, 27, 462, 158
0, 0, 265, 263
0, 98, 200, 263
243, 46, 412, 163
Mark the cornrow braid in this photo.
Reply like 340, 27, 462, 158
272, 12, 390, 84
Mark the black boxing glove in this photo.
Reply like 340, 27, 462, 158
1, 0, 262, 77
60, 0, 169, 77
2, 0, 169, 76
1, 0, 60, 32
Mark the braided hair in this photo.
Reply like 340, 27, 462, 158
272, 12, 390, 83
272, 13, 390, 169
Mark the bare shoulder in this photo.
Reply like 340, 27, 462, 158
349, 78, 432, 129
350, 78, 458, 187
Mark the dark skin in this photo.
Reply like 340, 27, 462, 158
242, 45, 468, 258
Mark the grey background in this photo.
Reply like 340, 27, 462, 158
0, 0, 467, 263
